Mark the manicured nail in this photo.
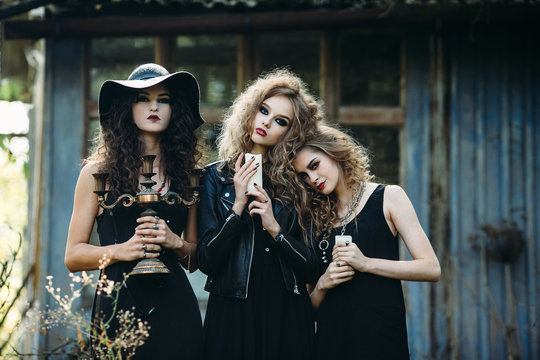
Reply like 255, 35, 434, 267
254, 183, 258, 186
245, 191, 248, 194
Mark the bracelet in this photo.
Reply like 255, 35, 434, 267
180, 247, 191, 271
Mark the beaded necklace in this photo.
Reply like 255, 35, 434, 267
157, 177, 167, 193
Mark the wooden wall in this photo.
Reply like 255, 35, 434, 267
404, 28, 539, 359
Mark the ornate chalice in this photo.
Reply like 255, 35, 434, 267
93, 154, 201, 276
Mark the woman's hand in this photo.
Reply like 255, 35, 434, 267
332, 242, 370, 272
316, 261, 355, 292
135, 215, 183, 252
247, 184, 280, 237
114, 232, 162, 261
231, 154, 260, 215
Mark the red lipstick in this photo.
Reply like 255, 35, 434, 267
148, 115, 160, 122
317, 181, 325, 191
256, 128, 267, 136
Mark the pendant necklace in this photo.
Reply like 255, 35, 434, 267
318, 182, 366, 263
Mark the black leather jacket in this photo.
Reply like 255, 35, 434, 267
196, 162, 318, 299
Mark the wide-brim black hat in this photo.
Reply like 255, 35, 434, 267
98, 63, 204, 129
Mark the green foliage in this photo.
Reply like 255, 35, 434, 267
0, 80, 25, 102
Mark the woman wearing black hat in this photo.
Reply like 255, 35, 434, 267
65, 63, 204, 359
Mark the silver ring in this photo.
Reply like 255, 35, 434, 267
153, 224, 159, 230
141, 244, 147, 250
154, 216, 160, 223
336, 261, 341, 267
264, 199, 269, 203
143, 250, 147, 258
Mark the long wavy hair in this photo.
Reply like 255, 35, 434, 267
291, 125, 373, 240
86, 87, 202, 199
217, 68, 325, 208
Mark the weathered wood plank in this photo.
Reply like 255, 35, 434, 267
473, 34, 489, 360
448, 32, 461, 360
403, 31, 432, 359
37, 38, 86, 353
485, 34, 507, 360
338, 106, 403, 126
508, 36, 529, 360
429, 30, 450, 360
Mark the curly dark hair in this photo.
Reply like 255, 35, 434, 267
86, 88, 202, 198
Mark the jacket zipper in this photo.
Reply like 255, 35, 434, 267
292, 271, 300, 295
221, 196, 255, 299
277, 234, 307, 263
244, 215, 255, 299
207, 212, 235, 247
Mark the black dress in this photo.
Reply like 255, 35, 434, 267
202, 214, 315, 360
92, 190, 202, 359
314, 185, 409, 360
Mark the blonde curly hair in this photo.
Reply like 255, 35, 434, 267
217, 68, 325, 218
290, 125, 373, 240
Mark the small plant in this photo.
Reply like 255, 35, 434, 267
19, 256, 150, 359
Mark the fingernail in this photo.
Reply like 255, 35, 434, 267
254, 183, 258, 186
245, 191, 248, 194
255, 163, 259, 166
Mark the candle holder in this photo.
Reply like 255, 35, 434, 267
93, 154, 202, 276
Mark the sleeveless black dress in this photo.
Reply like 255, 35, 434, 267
314, 185, 409, 360
201, 214, 315, 360
93, 190, 202, 359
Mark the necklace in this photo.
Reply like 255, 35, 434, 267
318, 182, 366, 263
157, 177, 167, 193
338, 181, 366, 236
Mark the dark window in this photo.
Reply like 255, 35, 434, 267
174, 35, 237, 107
255, 32, 320, 96
340, 31, 401, 106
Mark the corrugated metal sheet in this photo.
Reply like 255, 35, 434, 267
405, 29, 539, 359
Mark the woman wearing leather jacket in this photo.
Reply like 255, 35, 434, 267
197, 69, 324, 360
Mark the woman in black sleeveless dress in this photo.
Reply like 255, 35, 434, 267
291, 126, 441, 359
65, 63, 204, 358
197, 69, 323, 360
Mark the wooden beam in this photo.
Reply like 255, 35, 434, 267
338, 106, 403, 126
4, 5, 540, 40
3, 9, 389, 39
155, 36, 176, 71
320, 31, 339, 124
237, 34, 255, 93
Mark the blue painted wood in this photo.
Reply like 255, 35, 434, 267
456, 34, 481, 359
448, 33, 462, 360
532, 50, 540, 360
404, 32, 432, 359
508, 37, 530, 360
474, 36, 489, 360
37, 39, 86, 352
483, 35, 506, 360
